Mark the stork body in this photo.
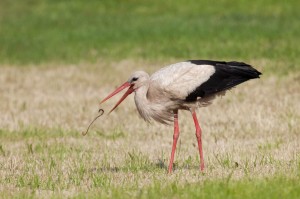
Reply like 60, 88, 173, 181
100, 60, 261, 173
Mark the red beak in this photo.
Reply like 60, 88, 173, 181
100, 82, 134, 113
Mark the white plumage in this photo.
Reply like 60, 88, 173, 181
150, 62, 216, 101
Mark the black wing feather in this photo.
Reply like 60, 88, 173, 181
185, 60, 261, 102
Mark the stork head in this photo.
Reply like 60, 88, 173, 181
100, 71, 149, 113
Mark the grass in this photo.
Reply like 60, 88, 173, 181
0, 0, 299, 75
0, 64, 299, 198
3, 169, 300, 198
0, 125, 299, 198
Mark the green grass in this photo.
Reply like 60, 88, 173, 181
79, 176, 300, 199
3, 176, 300, 198
0, 0, 299, 73
0, 127, 299, 198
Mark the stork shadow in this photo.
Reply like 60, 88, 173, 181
88, 159, 204, 173
88, 159, 167, 173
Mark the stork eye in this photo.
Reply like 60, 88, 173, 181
132, 77, 138, 82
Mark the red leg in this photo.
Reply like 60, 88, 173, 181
168, 110, 179, 173
191, 110, 205, 171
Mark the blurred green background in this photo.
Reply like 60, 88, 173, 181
0, 0, 299, 72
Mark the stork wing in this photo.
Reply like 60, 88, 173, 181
149, 61, 216, 101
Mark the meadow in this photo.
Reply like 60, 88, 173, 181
0, 0, 299, 198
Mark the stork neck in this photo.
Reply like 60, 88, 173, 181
134, 82, 152, 121
134, 82, 150, 105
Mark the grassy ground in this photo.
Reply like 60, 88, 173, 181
0, 63, 299, 198
0, 0, 300, 198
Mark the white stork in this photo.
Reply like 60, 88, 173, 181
100, 60, 261, 173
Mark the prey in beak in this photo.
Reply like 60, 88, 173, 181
100, 81, 134, 113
